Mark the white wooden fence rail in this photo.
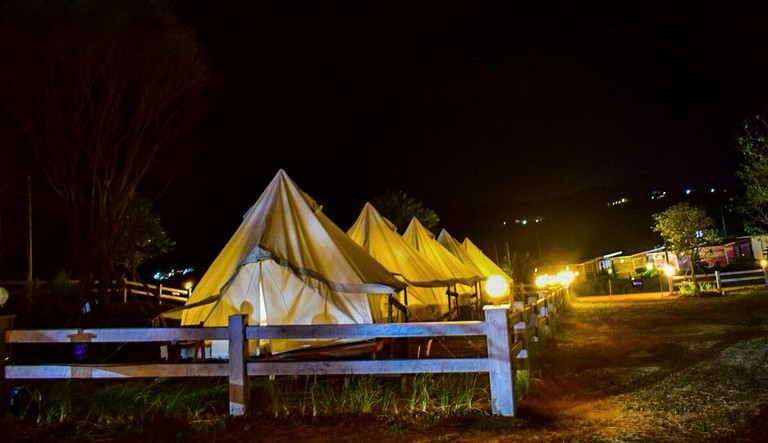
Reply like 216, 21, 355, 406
672, 268, 768, 291
2, 289, 568, 417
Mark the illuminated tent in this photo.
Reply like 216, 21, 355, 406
436, 229, 484, 277
179, 169, 405, 355
402, 218, 482, 318
347, 203, 459, 322
462, 237, 513, 286
438, 229, 514, 304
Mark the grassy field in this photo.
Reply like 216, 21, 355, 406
2, 288, 767, 442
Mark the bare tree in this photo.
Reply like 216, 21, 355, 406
0, 0, 213, 322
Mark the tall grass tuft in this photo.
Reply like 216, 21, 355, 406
264, 376, 292, 417
406, 374, 432, 412
454, 374, 480, 410
343, 375, 380, 413
309, 376, 335, 416
514, 369, 531, 403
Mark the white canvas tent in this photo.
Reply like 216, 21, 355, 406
402, 218, 482, 318
178, 169, 405, 356
436, 229, 485, 278
438, 229, 514, 305
347, 203, 459, 322
462, 237, 513, 285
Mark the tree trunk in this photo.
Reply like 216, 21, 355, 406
689, 256, 699, 296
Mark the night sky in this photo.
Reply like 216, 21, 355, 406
12, 1, 765, 278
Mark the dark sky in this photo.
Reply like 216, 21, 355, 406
155, 1, 768, 271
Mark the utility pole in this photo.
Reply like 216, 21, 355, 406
27, 173, 32, 281
720, 205, 727, 237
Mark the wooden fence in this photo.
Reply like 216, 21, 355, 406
0, 279, 190, 305
672, 268, 768, 291
2, 288, 568, 417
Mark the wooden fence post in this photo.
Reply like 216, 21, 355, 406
228, 314, 250, 416
715, 271, 721, 291
483, 304, 515, 417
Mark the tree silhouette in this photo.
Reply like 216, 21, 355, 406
735, 114, 768, 234
0, 0, 213, 322
372, 189, 440, 233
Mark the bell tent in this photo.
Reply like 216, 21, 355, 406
347, 203, 459, 322
438, 229, 514, 305
179, 169, 405, 355
461, 237, 513, 285
401, 217, 482, 318
436, 229, 485, 278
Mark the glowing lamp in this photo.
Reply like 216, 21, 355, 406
535, 274, 549, 288
183, 280, 194, 291
662, 265, 676, 277
484, 274, 509, 298
556, 270, 575, 286
646, 263, 654, 271
761, 259, 768, 269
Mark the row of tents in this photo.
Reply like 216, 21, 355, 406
168, 169, 512, 356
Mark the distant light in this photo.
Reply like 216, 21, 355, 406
502, 221, 507, 226
685, 189, 692, 195
521, 219, 528, 225
183, 280, 194, 291
535, 274, 549, 288
0, 287, 8, 306
710, 188, 715, 193
663, 265, 676, 277
153, 267, 195, 282
761, 259, 767, 269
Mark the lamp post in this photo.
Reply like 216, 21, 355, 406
485, 274, 510, 306
662, 265, 676, 297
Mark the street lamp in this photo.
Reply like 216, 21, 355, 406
662, 265, 676, 296
485, 274, 510, 305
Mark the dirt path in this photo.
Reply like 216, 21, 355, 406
504, 291, 768, 442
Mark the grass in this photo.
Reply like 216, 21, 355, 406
6, 372, 506, 437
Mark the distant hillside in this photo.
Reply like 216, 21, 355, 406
469, 173, 744, 265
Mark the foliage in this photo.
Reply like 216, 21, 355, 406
372, 189, 440, 233
507, 251, 536, 284
652, 202, 719, 294
113, 197, 175, 279
0, 0, 213, 319
735, 114, 768, 234
679, 281, 718, 297
252, 374, 483, 417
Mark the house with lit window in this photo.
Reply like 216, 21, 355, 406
698, 236, 754, 269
